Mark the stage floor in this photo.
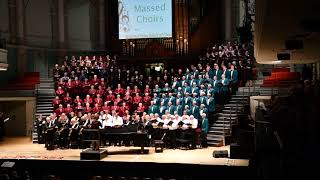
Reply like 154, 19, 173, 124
0, 137, 249, 167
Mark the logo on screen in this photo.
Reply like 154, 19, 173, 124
119, 0, 130, 32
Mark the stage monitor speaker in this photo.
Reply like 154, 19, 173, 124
285, 39, 303, 50
277, 53, 290, 60
212, 150, 228, 158
80, 148, 108, 160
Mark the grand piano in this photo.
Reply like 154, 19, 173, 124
80, 123, 150, 153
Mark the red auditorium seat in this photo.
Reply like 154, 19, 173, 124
0, 72, 40, 90
262, 70, 300, 87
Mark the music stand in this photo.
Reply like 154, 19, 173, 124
80, 129, 108, 160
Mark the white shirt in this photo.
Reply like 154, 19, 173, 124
101, 120, 108, 129
191, 118, 198, 129
71, 122, 78, 129
182, 119, 191, 130
169, 119, 180, 130
163, 118, 171, 129
207, 98, 210, 106
112, 116, 123, 126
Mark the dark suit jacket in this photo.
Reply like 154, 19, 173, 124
148, 105, 159, 114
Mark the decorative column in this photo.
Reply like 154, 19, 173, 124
224, 0, 232, 41
16, 0, 26, 75
99, 0, 106, 50
57, 0, 65, 48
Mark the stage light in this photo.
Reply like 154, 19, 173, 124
272, 60, 282, 64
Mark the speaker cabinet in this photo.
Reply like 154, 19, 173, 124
212, 150, 229, 158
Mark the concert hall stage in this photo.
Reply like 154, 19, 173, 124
0, 137, 253, 179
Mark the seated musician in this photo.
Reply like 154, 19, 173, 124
79, 114, 90, 129
102, 112, 113, 128
48, 113, 59, 128
112, 111, 123, 128
122, 112, 131, 125
58, 113, 69, 127
98, 111, 106, 124
70, 116, 79, 129
89, 115, 102, 129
